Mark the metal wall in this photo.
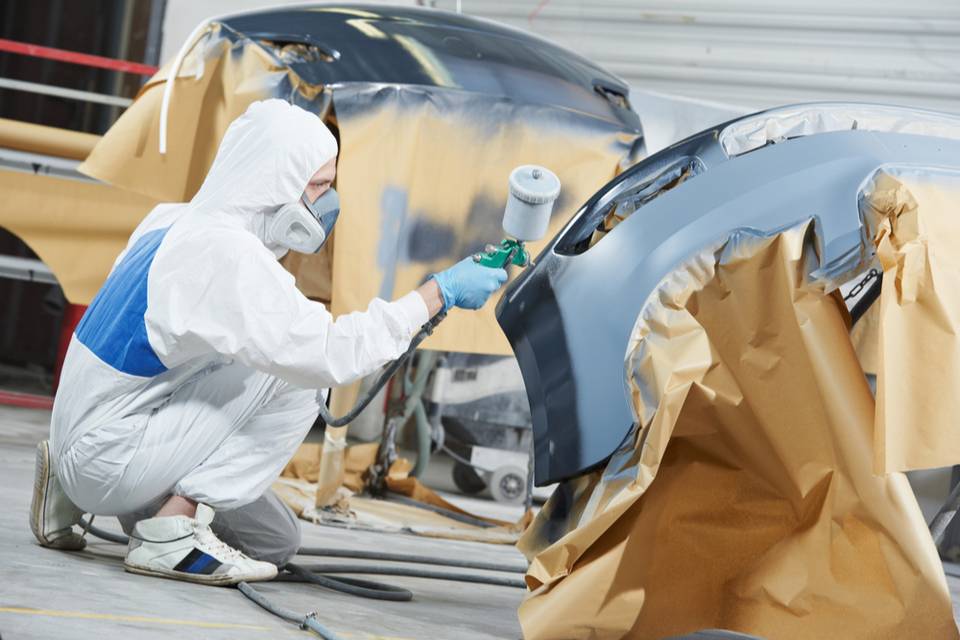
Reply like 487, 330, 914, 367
436, 1, 960, 113
0, 0, 158, 134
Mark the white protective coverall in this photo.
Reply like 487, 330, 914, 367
50, 100, 428, 562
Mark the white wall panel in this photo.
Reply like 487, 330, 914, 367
435, 1, 960, 113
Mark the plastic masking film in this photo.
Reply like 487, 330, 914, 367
331, 83, 634, 355
0, 169, 156, 304
719, 103, 960, 157
861, 166, 960, 474
516, 221, 955, 640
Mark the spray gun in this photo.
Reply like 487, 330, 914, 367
315, 165, 561, 507
473, 165, 561, 270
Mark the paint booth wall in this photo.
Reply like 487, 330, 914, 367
433, 0, 960, 114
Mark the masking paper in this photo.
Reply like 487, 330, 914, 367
79, 26, 330, 204
0, 117, 98, 160
330, 83, 634, 355
849, 297, 880, 376
0, 169, 156, 303
861, 167, 960, 474
280, 441, 380, 493
275, 441, 530, 544
517, 221, 956, 639
77, 27, 335, 302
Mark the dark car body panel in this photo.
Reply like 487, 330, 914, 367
498, 105, 960, 485
220, 5, 639, 131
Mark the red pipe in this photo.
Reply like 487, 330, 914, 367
0, 38, 159, 76
0, 390, 53, 410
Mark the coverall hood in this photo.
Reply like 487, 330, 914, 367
190, 99, 339, 239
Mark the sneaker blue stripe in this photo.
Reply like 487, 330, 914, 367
185, 551, 217, 574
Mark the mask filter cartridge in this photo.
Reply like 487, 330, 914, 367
268, 187, 340, 254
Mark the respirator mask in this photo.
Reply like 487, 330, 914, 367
265, 188, 340, 254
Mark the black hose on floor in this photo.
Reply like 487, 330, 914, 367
82, 520, 527, 578
81, 520, 128, 544
297, 546, 527, 574
281, 563, 413, 601
382, 491, 497, 529
81, 519, 413, 599
294, 563, 526, 588
80, 514, 528, 637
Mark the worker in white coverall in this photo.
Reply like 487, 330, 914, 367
28, 99, 508, 585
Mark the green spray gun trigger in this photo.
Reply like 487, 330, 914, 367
472, 165, 560, 270
473, 238, 530, 269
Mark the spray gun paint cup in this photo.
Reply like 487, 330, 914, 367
503, 165, 561, 242
475, 165, 561, 269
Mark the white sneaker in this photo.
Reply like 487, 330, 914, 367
30, 439, 86, 550
124, 503, 278, 585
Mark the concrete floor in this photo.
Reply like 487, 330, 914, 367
7, 403, 960, 639
0, 405, 526, 640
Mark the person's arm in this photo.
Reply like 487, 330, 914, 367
146, 233, 503, 390
145, 233, 427, 389
416, 279, 444, 317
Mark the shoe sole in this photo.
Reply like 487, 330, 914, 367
29, 440, 49, 545
30, 440, 85, 550
124, 560, 277, 586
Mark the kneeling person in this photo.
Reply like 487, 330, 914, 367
29, 99, 507, 585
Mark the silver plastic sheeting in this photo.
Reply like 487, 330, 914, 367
720, 103, 960, 157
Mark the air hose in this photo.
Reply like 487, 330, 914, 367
293, 563, 525, 588
297, 547, 527, 573
237, 582, 342, 640
80, 518, 527, 638
317, 310, 446, 427
382, 491, 498, 529
278, 563, 413, 601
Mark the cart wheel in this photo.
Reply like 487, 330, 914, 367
452, 462, 487, 495
490, 465, 526, 504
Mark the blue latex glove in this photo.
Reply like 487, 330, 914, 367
431, 257, 509, 311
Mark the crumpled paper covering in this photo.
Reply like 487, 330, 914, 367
861, 167, 960, 474
0, 169, 156, 303
275, 441, 531, 544
849, 298, 880, 376
280, 441, 380, 493
517, 221, 956, 639
79, 25, 329, 203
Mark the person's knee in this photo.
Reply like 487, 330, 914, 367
211, 492, 301, 566
261, 505, 300, 566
